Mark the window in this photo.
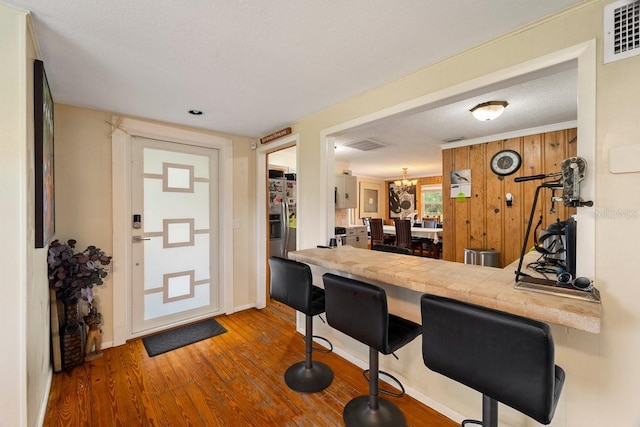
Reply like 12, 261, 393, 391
421, 185, 443, 219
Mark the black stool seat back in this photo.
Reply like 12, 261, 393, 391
421, 294, 565, 425
323, 273, 420, 355
268, 256, 333, 393
269, 256, 325, 316
324, 273, 421, 427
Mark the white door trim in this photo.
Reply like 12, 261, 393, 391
255, 134, 298, 309
111, 117, 233, 346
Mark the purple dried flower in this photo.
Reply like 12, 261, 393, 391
47, 239, 112, 301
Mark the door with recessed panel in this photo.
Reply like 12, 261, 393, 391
130, 136, 221, 335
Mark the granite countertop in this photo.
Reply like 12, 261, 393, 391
289, 245, 601, 333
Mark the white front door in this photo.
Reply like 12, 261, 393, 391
130, 136, 221, 335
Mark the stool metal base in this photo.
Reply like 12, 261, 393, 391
342, 396, 407, 427
284, 360, 333, 393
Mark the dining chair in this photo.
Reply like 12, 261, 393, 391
420, 218, 439, 258
422, 218, 437, 229
362, 217, 371, 238
369, 218, 394, 246
422, 240, 441, 259
394, 219, 422, 256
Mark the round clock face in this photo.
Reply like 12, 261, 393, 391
490, 149, 522, 176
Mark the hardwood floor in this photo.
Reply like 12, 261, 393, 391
44, 301, 457, 426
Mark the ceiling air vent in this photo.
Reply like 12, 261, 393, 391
443, 137, 464, 143
604, 0, 640, 64
344, 139, 385, 151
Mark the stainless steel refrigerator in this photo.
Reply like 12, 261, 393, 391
269, 177, 296, 258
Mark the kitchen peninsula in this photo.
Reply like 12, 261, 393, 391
289, 245, 601, 424
290, 245, 600, 333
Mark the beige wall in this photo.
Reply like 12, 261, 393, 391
25, 21, 52, 427
0, 5, 52, 427
289, 2, 640, 426
53, 105, 115, 341
0, 8, 28, 427
229, 126, 258, 308
53, 105, 258, 344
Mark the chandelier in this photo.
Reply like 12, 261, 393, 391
393, 168, 418, 192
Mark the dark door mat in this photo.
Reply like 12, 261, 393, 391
142, 318, 227, 357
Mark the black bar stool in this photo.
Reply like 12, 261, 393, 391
420, 294, 565, 426
323, 273, 422, 426
268, 256, 333, 393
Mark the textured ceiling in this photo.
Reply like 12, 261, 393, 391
333, 62, 578, 179
5, 0, 583, 139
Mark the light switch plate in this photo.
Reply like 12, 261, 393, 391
610, 144, 640, 173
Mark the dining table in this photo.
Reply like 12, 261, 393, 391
382, 224, 442, 243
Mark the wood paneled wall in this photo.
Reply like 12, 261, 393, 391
442, 128, 577, 267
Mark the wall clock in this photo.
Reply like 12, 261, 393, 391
490, 149, 522, 176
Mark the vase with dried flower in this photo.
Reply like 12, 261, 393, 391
48, 239, 112, 370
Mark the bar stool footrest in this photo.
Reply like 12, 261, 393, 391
310, 334, 333, 354
363, 369, 406, 398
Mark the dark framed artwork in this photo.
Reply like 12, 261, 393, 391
388, 182, 416, 219
34, 59, 55, 248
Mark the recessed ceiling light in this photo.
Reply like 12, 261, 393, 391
189, 110, 203, 115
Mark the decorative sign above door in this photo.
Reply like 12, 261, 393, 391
260, 127, 292, 144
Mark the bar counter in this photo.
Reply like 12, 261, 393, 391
289, 245, 601, 333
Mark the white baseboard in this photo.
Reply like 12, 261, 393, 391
37, 366, 53, 427
402, 384, 465, 425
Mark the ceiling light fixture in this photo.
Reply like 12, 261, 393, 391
188, 110, 203, 115
470, 101, 508, 121
393, 168, 418, 192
